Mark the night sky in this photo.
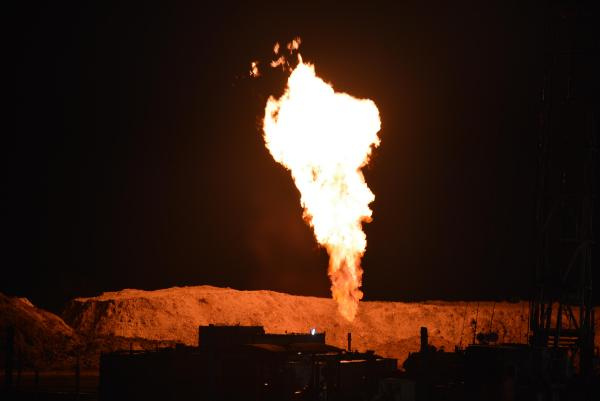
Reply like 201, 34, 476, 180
7, 1, 599, 313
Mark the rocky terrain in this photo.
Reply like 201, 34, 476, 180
0, 292, 79, 370
3, 286, 599, 370
62, 285, 537, 365
0, 293, 174, 370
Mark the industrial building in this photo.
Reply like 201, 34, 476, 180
99, 325, 400, 401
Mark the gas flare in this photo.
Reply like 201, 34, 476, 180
250, 61, 260, 77
262, 43, 381, 321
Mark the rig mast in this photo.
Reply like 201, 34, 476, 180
530, 0, 598, 376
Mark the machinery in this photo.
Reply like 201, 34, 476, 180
403, 7, 598, 398
403, 5, 599, 392
100, 3, 598, 401
99, 325, 398, 401
529, 0, 597, 380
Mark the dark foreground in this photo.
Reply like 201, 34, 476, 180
1, 371, 98, 401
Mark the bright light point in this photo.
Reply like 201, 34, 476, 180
310, 328, 316, 335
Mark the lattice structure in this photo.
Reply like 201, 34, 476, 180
529, 1, 598, 376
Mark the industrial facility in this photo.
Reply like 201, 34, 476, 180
100, 325, 399, 401
6, 0, 599, 400
99, 321, 598, 400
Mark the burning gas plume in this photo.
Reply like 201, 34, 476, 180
260, 40, 381, 321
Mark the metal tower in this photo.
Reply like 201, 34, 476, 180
529, 1, 598, 376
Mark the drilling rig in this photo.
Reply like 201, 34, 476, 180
529, 0, 598, 382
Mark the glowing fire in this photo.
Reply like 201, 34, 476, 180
262, 43, 381, 321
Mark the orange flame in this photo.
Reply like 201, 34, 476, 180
250, 61, 260, 77
262, 49, 381, 321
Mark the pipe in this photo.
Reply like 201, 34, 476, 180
420, 327, 428, 353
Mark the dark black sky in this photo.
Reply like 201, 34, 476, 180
6, 1, 598, 313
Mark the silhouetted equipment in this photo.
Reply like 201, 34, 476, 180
198, 324, 265, 349
4, 326, 14, 388
475, 331, 499, 345
404, 327, 464, 401
403, 326, 582, 401
347, 332, 352, 352
99, 325, 397, 401
420, 327, 428, 353
75, 354, 81, 397
471, 302, 480, 345
404, 2, 599, 398
530, 0, 597, 379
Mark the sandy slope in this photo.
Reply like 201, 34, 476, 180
63, 285, 586, 365
3, 286, 596, 370
0, 292, 178, 370
0, 292, 79, 370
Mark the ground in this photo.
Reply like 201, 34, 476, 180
2, 286, 599, 371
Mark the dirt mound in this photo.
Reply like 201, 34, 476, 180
3, 287, 598, 370
0, 292, 80, 370
63, 286, 543, 364
0, 292, 177, 370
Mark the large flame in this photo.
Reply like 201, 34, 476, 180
262, 52, 381, 321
